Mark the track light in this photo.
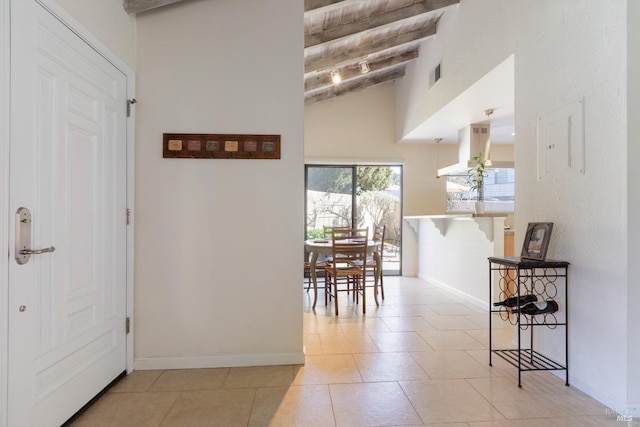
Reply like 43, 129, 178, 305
330, 70, 341, 84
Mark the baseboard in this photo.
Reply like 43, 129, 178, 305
134, 352, 306, 370
420, 274, 487, 310
553, 374, 639, 419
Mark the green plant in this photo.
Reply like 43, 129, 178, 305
306, 228, 325, 240
467, 153, 486, 202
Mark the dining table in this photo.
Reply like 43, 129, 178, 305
304, 238, 382, 310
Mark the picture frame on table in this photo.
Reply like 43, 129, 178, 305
521, 222, 554, 261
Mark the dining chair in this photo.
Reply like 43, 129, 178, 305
324, 228, 369, 315
372, 224, 385, 300
304, 259, 327, 292
323, 225, 351, 238
305, 226, 346, 292
350, 225, 385, 301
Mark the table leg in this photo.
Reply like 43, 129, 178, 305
373, 251, 381, 306
310, 251, 319, 309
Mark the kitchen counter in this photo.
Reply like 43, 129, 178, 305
404, 214, 507, 242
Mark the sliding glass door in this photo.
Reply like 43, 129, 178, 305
305, 164, 402, 275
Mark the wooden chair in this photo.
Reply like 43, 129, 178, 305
305, 225, 348, 292
324, 228, 368, 315
350, 225, 385, 302
323, 225, 351, 238
304, 259, 327, 292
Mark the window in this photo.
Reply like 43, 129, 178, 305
305, 164, 403, 275
446, 168, 515, 213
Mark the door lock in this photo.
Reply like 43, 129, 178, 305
15, 207, 55, 265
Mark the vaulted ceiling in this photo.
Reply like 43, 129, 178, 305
304, 0, 459, 106
123, 0, 460, 107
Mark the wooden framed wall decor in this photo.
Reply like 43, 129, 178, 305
163, 133, 281, 159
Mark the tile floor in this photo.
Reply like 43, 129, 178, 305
70, 276, 631, 426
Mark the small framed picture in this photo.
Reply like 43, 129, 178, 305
187, 140, 201, 151
521, 222, 554, 261
168, 139, 183, 151
244, 140, 257, 152
206, 140, 220, 151
225, 140, 239, 152
262, 141, 276, 152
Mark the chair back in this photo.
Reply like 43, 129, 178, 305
330, 228, 369, 269
323, 225, 351, 237
332, 227, 367, 239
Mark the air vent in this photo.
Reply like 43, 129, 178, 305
434, 63, 441, 82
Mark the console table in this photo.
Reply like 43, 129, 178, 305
488, 256, 570, 387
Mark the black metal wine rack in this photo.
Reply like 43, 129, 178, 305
488, 256, 570, 387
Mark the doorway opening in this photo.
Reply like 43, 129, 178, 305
304, 164, 402, 275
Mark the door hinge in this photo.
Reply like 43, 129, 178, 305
126, 98, 137, 117
126, 317, 131, 334
126, 208, 131, 225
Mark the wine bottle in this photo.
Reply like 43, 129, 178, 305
511, 300, 559, 315
493, 294, 537, 308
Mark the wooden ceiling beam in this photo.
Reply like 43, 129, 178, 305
304, 48, 418, 92
305, 66, 406, 107
304, 22, 433, 73
123, 0, 188, 14
305, 0, 458, 47
305, 0, 357, 13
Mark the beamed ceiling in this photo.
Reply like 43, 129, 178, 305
123, 0, 460, 107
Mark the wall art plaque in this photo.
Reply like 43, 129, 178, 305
163, 133, 281, 159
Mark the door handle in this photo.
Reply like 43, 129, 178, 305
20, 246, 55, 255
15, 207, 55, 265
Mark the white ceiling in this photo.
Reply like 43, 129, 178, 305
400, 55, 515, 145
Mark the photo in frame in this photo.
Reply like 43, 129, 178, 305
521, 222, 554, 261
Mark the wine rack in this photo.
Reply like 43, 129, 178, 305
488, 256, 570, 387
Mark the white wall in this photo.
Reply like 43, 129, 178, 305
305, 83, 458, 216
407, 216, 504, 306
53, 0, 136, 68
397, 0, 634, 413
133, 0, 304, 368
515, 1, 629, 411
627, 0, 640, 407
396, 1, 516, 142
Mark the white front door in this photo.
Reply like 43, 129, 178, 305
9, 1, 128, 425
